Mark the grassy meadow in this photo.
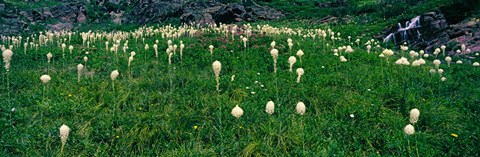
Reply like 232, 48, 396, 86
1, 23, 479, 156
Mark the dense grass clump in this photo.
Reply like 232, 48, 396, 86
0, 23, 479, 156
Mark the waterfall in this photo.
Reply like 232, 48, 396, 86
383, 16, 422, 45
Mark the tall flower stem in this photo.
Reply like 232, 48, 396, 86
6, 72, 11, 105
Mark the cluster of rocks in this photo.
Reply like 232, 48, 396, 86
382, 12, 480, 55
0, 0, 284, 36
180, 1, 284, 25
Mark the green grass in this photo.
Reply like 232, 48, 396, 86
0, 22, 479, 156
1, 0, 61, 9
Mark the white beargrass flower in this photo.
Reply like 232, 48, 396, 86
409, 51, 416, 59
180, 43, 185, 59
209, 45, 214, 55
441, 45, 446, 55
77, 64, 83, 82
433, 59, 441, 69
367, 45, 372, 54
40, 75, 51, 84
382, 49, 394, 60
110, 70, 119, 80
296, 102, 306, 115
270, 41, 276, 49
2, 49, 13, 71
69, 45, 73, 54
395, 57, 409, 65
242, 37, 248, 49
461, 44, 466, 53
296, 49, 304, 61
423, 54, 429, 58
441, 77, 447, 82
153, 44, 158, 58
270, 49, 279, 73
212, 60, 222, 91
429, 69, 436, 75
231, 105, 244, 118
456, 60, 463, 64
231, 75, 235, 81
434, 48, 440, 56
345, 46, 354, 53
340, 56, 347, 62
288, 42, 293, 51
473, 62, 479, 67
288, 56, 297, 72
404, 124, 415, 135
296, 68, 304, 83
438, 69, 444, 76
409, 108, 420, 124
168, 53, 173, 65
47, 52, 53, 63
59, 124, 70, 150
445, 56, 452, 67
265, 101, 275, 115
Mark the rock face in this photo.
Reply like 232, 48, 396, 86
383, 12, 480, 54
180, 1, 284, 26
0, 0, 284, 35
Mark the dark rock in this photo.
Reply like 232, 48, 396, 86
213, 4, 248, 24
0, 3, 5, 12
77, 12, 87, 23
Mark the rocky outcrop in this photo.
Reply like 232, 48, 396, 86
383, 12, 480, 54
0, 1, 86, 35
180, 1, 284, 26
0, 0, 284, 35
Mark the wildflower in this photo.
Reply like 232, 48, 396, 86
270, 41, 276, 49
340, 56, 347, 62
231, 105, 244, 118
473, 62, 479, 67
59, 124, 70, 148
409, 108, 420, 124
231, 75, 235, 81
265, 101, 275, 115
110, 70, 119, 80
429, 69, 436, 75
441, 77, 447, 82
270, 49, 279, 73
296, 102, 306, 115
2, 49, 13, 71
451, 133, 458, 138
77, 64, 83, 82
382, 49, 394, 58
345, 46, 354, 53
193, 125, 198, 130
47, 53, 53, 63
456, 60, 463, 64
438, 69, 444, 76
296, 68, 304, 83
296, 49, 304, 61
40, 75, 51, 84
445, 56, 452, 67
209, 45, 214, 55
288, 56, 297, 72
404, 124, 415, 135
433, 59, 441, 69
212, 60, 222, 91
